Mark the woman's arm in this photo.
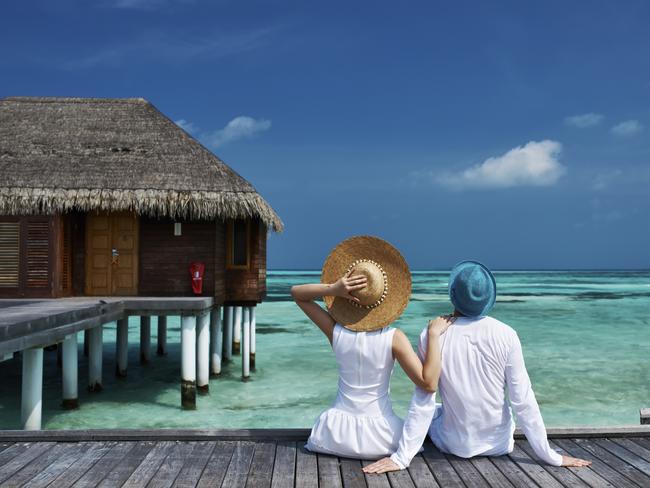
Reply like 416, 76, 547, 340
392, 315, 454, 392
290, 269, 367, 344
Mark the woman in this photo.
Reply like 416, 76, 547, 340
291, 235, 454, 464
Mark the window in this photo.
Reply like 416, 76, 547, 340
226, 219, 250, 269
0, 221, 20, 287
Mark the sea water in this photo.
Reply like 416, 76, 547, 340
0, 271, 648, 429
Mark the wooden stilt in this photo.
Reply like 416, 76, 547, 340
140, 316, 151, 364
242, 307, 250, 381
56, 342, 62, 368
157, 316, 167, 356
233, 306, 242, 354
197, 311, 210, 395
210, 306, 222, 376
21, 347, 43, 430
88, 325, 103, 392
61, 333, 79, 409
116, 317, 128, 378
223, 306, 233, 362
250, 306, 256, 370
181, 315, 197, 410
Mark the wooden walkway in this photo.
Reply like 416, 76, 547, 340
0, 431, 649, 487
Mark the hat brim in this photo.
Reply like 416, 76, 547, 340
321, 235, 411, 332
448, 260, 496, 317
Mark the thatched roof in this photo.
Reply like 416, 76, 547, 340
0, 97, 283, 232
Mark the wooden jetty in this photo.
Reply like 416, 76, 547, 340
0, 428, 648, 487
0, 297, 257, 430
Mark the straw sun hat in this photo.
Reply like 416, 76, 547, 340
320, 235, 412, 332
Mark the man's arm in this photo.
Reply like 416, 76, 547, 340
505, 332, 589, 467
364, 328, 438, 472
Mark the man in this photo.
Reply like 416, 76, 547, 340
364, 261, 591, 473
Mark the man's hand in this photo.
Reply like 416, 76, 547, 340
561, 455, 592, 467
362, 457, 402, 474
428, 314, 455, 336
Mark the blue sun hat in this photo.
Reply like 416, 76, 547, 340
448, 260, 496, 317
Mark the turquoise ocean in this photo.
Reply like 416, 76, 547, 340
0, 271, 648, 429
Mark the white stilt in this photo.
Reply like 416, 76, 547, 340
116, 317, 128, 377
88, 324, 103, 392
242, 307, 251, 381
157, 316, 167, 356
210, 306, 222, 376
250, 306, 256, 370
197, 311, 210, 395
61, 333, 78, 409
233, 306, 242, 354
83, 329, 89, 357
140, 316, 151, 364
21, 347, 43, 430
223, 306, 233, 362
181, 315, 197, 409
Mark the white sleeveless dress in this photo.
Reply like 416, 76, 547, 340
305, 323, 404, 459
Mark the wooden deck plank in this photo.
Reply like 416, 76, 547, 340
507, 443, 567, 488
339, 457, 367, 488
552, 439, 633, 488
0, 443, 13, 456
96, 441, 155, 488
596, 438, 650, 478
446, 452, 489, 487
387, 467, 416, 488
406, 454, 439, 488
361, 460, 391, 488
519, 440, 594, 488
271, 441, 296, 488
631, 437, 650, 452
220, 441, 256, 488
25, 441, 91, 488
121, 440, 176, 488
469, 456, 515, 488
48, 441, 116, 488
0, 441, 54, 484
295, 446, 318, 488
148, 441, 196, 488
573, 438, 650, 487
0, 442, 31, 469
487, 454, 536, 488
1, 441, 77, 487
171, 441, 217, 488
195, 440, 236, 488
246, 440, 276, 488
420, 443, 465, 488
72, 440, 137, 487
611, 438, 650, 463
317, 453, 343, 488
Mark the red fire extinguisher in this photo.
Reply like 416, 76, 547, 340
189, 262, 205, 295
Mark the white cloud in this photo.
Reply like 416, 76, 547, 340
435, 140, 566, 189
564, 112, 604, 128
592, 169, 622, 191
174, 119, 198, 134
610, 120, 643, 136
203, 116, 272, 148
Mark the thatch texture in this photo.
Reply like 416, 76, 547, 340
0, 97, 283, 232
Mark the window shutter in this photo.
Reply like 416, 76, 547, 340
0, 222, 20, 288
25, 220, 50, 288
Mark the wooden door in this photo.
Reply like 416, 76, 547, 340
85, 211, 139, 296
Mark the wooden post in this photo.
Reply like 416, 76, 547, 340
140, 316, 151, 364
88, 324, 103, 392
233, 306, 242, 354
181, 315, 197, 410
116, 317, 128, 377
641, 408, 650, 425
250, 306, 256, 370
210, 306, 222, 376
197, 311, 210, 395
157, 316, 167, 356
21, 347, 43, 430
223, 306, 233, 362
242, 306, 251, 381
61, 333, 79, 409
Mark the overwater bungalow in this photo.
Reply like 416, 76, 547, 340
0, 96, 283, 301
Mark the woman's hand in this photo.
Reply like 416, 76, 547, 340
561, 455, 592, 467
331, 268, 367, 302
362, 457, 402, 474
428, 314, 456, 336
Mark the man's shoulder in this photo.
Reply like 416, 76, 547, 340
482, 316, 519, 341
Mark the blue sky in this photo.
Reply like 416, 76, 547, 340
2, 1, 649, 269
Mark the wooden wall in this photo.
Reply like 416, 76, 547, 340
224, 218, 267, 305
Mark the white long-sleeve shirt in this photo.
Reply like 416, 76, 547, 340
390, 316, 563, 468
